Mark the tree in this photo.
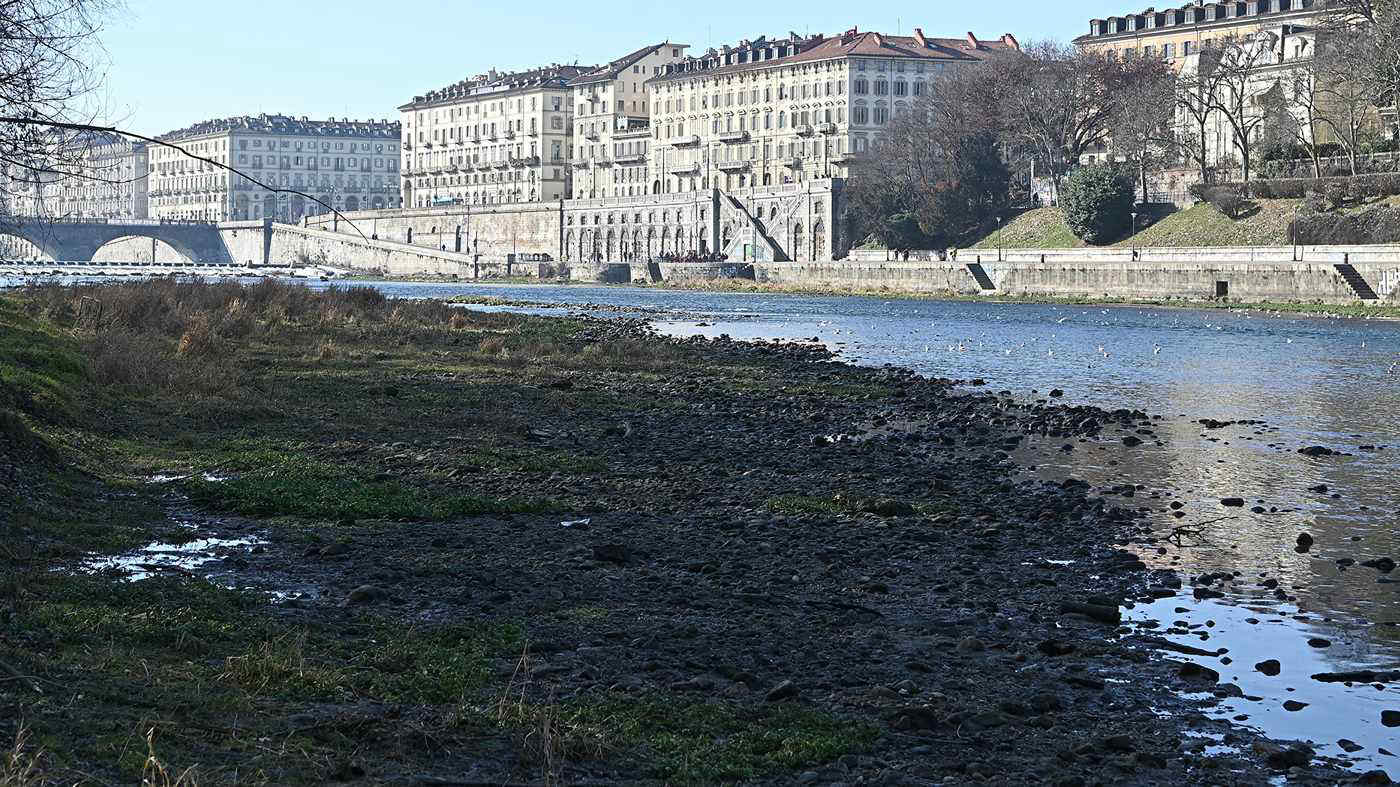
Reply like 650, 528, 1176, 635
1177, 53, 1230, 185
1061, 165, 1135, 245
1201, 36, 1282, 182
994, 42, 1146, 201
1110, 56, 1178, 202
0, 0, 120, 217
1321, 0, 1400, 144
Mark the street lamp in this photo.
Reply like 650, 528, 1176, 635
996, 216, 1003, 262
1130, 211, 1139, 260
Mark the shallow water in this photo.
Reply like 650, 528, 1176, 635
16, 275, 1400, 767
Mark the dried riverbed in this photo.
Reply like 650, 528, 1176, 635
2, 280, 1390, 785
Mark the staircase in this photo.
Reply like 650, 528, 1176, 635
720, 194, 788, 262
1334, 263, 1379, 300
966, 262, 996, 291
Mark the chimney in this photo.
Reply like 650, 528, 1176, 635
1001, 33, 1020, 51
914, 27, 928, 47
966, 32, 979, 49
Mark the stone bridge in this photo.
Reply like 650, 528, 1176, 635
0, 218, 233, 263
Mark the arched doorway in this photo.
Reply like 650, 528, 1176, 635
813, 220, 826, 260
590, 230, 601, 261
564, 230, 574, 261
791, 223, 804, 261
676, 227, 686, 254
660, 227, 671, 254
345, 196, 360, 212
699, 229, 708, 255
646, 227, 655, 258
606, 229, 615, 261
652, 180, 661, 195
454, 225, 463, 252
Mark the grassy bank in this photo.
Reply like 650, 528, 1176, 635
1, 279, 884, 785
967, 200, 1302, 250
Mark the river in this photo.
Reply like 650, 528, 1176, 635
8, 274, 1400, 769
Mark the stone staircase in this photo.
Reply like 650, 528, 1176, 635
965, 262, 997, 291
720, 194, 788, 262
1334, 263, 1379, 300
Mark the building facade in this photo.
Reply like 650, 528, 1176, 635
149, 115, 401, 222
3, 132, 148, 220
1075, 0, 1319, 63
568, 42, 690, 199
399, 65, 587, 208
643, 29, 1018, 197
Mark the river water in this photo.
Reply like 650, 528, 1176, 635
8, 275, 1400, 769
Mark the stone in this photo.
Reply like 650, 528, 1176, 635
1265, 743, 1314, 769
346, 585, 385, 604
1307, 637, 1331, 648
1102, 734, 1135, 752
1357, 771, 1392, 785
1298, 445, 1336, 457
1339, 739, 1364, 754
320, 542, 351, 556
1383, 710, 1400, 728
1177, 662, 1220, 682
957, 637, 986, 652
1220, 497, 1246, 507
1038, 639, 1076, 657
592, 543, 631, 564
766, 679, 799, 702
1297, 532, 1315, 549
1362, 557, 1397, 573
1254, 659, 1282, 677
1121, 435, 1143, 447
1283, 700, 1309, 712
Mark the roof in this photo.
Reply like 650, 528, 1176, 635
1075, 0, 1319, 44
650, 28, 1019, 84
161, 114, 400, 142
569, 43, 681, 86
402, 64, 593, 111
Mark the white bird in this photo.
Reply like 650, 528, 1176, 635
1153, 345, 1162, 355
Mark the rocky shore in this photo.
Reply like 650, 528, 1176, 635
0, 281, 1376, 785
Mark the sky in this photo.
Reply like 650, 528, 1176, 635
97, 0, 1116, 136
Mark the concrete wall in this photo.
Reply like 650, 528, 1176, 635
265, 223, 530, 279
302, 202, 562, 260
755, 261, 982, 294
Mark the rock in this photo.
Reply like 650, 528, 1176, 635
888, 704, 941, 731
1307, 637, 1332, 648
320, 542, 351, 556
1049, 389, 1064, 398
1198, 419, 1234, 429
1297, 532, 1315, 549
1311, 669, 1400, 683
1265, 744, 1314, 769
1038, 639, 1076, 657
1221, 497, 1246, 507
1383, 710, 1400, 728
1177, 662, 1220, 682
1357, 771, 1392, 785
346, 585, 385, 604
1255, 659, 1282, 677
1339, 739, 1364, 754
1121, 436, 1143, 447
592, 543, 631, 564
1030, 692, 1064, 713
1283, 700, 1309, 712
1102, 734, 1136, 752
860, 498, 915, 517
1059, 601, 1121, 624
1362, 557, 1397, 573
957, 637, 986, 652
766, 679, 799, 702
1298, 445, 1336, 457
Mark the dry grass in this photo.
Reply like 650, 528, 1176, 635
1, 727, 42, 787
494, 646, 609, 786
140, 728, 200, 787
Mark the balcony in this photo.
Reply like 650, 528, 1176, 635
511, 156, 541, 168
504, 130, 516, 140
584, 131, 600, 141
614, 153, 646, 165
528, 128, 539, 137
493, 160, 510, 169
783, 157, 803, 168
669, 162, 700, 175
818, 122, 837, 134
717, 160, 750, 172
673, 135, 702, 148
572, 160, 591, 169
402, 143, 413, 151
717, 130, 749, 144
594, 157, 614, 167
795, 124, 815, 136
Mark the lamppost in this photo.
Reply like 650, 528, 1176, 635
996, 216, 1003, 262
1130, 211, 1139, 259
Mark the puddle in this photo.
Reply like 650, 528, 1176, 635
1123, 593, 1400, 772
81, 536, 265, 581
146, 472, 230, 484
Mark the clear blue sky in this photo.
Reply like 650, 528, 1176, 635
100, 0, 1113, 136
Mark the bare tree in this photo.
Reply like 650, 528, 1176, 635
994, 42, 1136, 201
1176, 53, 1229, 185
1109, 56, 1178, 202
1201, 36, 1282, 182
0, 0, 121, 217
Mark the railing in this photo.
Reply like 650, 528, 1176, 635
614, 153, 646, 165
717, 160, 750, 171
670, 162, 700, 174
795, 124, 815, 136
673, 135, 702, 147
783, 157, 803, 168
717, 130, 749, 143
818, 122, 837, 134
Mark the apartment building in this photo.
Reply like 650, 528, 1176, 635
644, 28, 1018, 197
568, 42, 690, 199
149, 114, 401, 222
1075, 0, 1319, 63
399, 65, 587, 208
4, 132, 148, 220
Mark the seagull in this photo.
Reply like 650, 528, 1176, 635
1153, 345, 1162, 355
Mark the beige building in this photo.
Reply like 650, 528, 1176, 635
149, 114, 401, 222
5, 132, 148, 220
1076, 0, 1319, 63
644, 28, 1018, 197
569, 42, 690, 199
399, 65, 586, 208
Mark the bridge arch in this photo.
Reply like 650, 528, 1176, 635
93, 236, 191, 264
0, 232, 54, 262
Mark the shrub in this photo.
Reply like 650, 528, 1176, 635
1302, 190, 1328, 214
1062, 165, 1136, 245
1324, 182, 1349, 210
1290, 204, 1400, 244
1204, 186, 1248, 219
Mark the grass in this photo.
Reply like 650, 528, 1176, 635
1120, 199, 1301, 248
1, 278, 881, 784
971, 207, 1084, 249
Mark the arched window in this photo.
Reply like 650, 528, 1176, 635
778, 112, 786, 129
854, 78, 868, 95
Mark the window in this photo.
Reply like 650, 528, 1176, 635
875, 80, 888, 95
894, 81, 908, 97
873, 107, 888, 125
852, 105, 868, 124
1183, 41, 1194, 56
854, 78, 868, 95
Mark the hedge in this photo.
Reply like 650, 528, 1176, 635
1191, 172, 1400, 202
1288, 204, 1400, 245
